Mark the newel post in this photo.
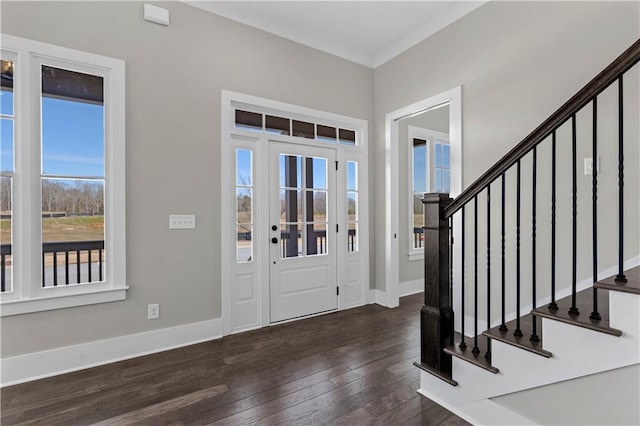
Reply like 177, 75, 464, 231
420, 193, 454, 375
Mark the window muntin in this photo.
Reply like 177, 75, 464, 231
236, 148, 253, 263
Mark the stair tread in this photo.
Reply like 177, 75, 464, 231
444, 335, 499, 374
594, 266, 640, 295
483, 314, 552, 358
413, 361, 458, 386
532, 288, 622, 336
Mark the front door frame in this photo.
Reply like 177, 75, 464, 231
221, 91, 369, 336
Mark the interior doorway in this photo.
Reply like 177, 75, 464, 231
384, 87, 462, 308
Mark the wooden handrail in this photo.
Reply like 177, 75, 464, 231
444, 38, 640, 218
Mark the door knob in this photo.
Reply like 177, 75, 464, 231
271, 237, 278, 244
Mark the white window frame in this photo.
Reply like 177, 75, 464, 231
408, 125, 450, 260
0, 34, 126, 316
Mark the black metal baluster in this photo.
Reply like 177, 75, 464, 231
99, 248, 103, 281
591, 98, 602, 321
514, 160, 523, 337
460, 206, 467, 350
473, 196, 480, 355
42, 253, 46, 287
569, 114, 580, 316
531, 147, 540, 342
53, 252, 58, 287
549, 131, 558, 311
615, 76, 627, 283
1, 254, 5, 292
499, 173, 507, 332
65, 251, 70, 285
76, 250, 81, 283
88, 250, 92, 282
485, 186, 492, 361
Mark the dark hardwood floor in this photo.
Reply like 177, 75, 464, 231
1, 293, 469, 425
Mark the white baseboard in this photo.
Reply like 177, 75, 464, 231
369, 288, 398, 307
1, 318, 223, 387
400, 279, 423, 297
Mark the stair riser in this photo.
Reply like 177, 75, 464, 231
610, 291, 640, 332
419, 291, 640, 406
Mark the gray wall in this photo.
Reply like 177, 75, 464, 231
1, 0, 639, 359
374, 0, 640, 312
492, 364, 640, 425
0, 1, 374, 357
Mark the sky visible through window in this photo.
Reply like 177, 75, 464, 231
1, 71, 105, 181
42, 97, 104, 177
0, 90, 105, 177
1, 89, 14, 172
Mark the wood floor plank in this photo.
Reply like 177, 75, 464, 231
93, 385, 229, 425
1, 293, 469, 425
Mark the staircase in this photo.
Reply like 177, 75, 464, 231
415, 39, 640, 425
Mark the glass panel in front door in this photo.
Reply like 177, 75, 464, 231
278, 154, 328, 259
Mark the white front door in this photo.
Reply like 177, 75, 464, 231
269, 142, 337, 322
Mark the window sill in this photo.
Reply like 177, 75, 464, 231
0, 287, 128, 317
409, 251, 424, 262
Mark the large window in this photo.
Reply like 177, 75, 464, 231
0, 34, 126, 316
1, 56, 15, 294
410, 126, 450, 253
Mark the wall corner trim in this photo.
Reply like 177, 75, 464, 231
1, 318, 223, 387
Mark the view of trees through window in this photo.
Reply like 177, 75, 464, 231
40, 65, 106, 286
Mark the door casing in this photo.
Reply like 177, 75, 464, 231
221, 91, 369, 335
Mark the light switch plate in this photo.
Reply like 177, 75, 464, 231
169, 214, 196, 229
584, 157, 600, 175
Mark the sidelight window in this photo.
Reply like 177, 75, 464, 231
236, 149, 253, 263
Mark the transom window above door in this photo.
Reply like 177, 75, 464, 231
234, 109, 357, 146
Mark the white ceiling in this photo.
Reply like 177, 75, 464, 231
183, 1, 486, 68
